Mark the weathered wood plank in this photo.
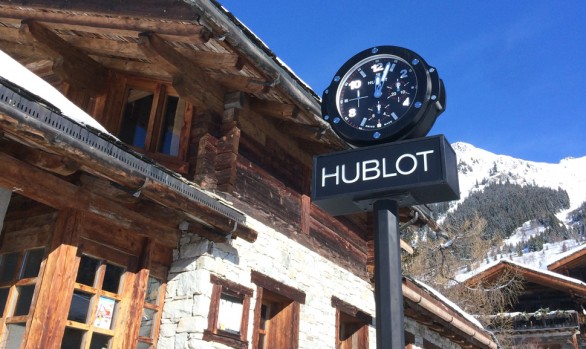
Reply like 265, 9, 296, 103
19, 20, 109, 96
139, 178, 257, 243
251, 271, 306, 304
137, 32, 224, 109
0, 152, 180, 248
0, 4, 206, 36
27, 209, 80, 348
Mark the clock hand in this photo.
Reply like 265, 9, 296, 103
374, 62, 391, 98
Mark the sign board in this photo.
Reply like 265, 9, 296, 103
312, 135, 459, 216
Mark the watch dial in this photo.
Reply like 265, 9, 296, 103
336, 54, 417, 131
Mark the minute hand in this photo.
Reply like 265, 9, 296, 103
373, 62, 390, 98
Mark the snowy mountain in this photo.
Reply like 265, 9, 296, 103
450, 142, 586, 274
452, 142, 586, 212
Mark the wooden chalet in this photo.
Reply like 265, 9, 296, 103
548, 244, 586, 281
0, 1, 496, 348
465, 259, 586, 349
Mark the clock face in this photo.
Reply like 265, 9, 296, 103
322, 46, 445, 147
336, 54, 418, 132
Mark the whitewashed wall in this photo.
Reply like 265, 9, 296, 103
157, 216, 464, 349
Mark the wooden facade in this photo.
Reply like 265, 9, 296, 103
465, 259, 586, 348
0, 1, 496, 348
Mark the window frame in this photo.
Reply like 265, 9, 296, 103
116, 78, 193, 174
203, 274, 253, 349
250, 271, 305, 349
331, 296, 371, 349
0, 247, 46, 348
136, 265, 167, 349
60, 238, 138, 349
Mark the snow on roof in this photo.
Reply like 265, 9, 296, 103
0, 49, 110, 134
459, 258, 586, 288
409, 278, 485, 329
546, 243, 586, 268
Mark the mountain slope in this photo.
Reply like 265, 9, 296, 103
452, 142, 586, 212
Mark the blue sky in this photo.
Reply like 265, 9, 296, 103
218, 1, 586, 163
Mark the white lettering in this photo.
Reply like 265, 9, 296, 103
396, 154, 417, 175
320, 148, 436, 187
416, 150, 434, 171
342, 163, 360, 184
382, 158, 397, 178
362, 160, 380, 181
321, 166, 339, 187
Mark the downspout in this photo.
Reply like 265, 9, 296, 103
402, 283, 498, 349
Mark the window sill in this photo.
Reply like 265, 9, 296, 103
203, 330, 248, 349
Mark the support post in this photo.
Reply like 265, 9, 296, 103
373, 199, 405, 349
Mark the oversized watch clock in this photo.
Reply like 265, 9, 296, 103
321, 46, 446, 147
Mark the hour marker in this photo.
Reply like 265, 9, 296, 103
391, 112, 398, 120
360, 118, 367, 127
359, 70, 367, 78
389, 63, 396, 72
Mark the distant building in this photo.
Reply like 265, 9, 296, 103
464, 258, 586, 348
0, 1, 495, 348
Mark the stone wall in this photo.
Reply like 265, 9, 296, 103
157, 216, 465, 349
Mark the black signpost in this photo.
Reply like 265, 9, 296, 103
314, 45, 456, 348
373, 199, 404, 349
312, 136, 459, 348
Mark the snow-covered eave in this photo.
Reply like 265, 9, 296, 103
407, 277, 484, 329
547, 243, 586, 271
403, 277, 497, 349
461, 259, 586, 291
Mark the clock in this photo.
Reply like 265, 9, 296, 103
321, 46, 445, 147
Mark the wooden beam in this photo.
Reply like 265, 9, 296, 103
139, 178, 257, 243
63, 34, 243, 71
276, 120, 326, 141
19, 19, 108, 96
249, 98, 300, 120
0, 5, 207, 38
137, 31, 224, 108
0, 152, 179, 248
0, 138, 80, 176
207, 71, 269, 94
90, 55, 172, 81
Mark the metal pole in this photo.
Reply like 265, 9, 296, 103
373, 199, 405, 349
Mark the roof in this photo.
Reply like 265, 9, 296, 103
463, 259, 586, 296
0, 50, 108, 133
403, 277, 497, 349
547, 243, 586, 272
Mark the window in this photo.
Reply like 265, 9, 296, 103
331, 296, 371, 349
203, 275, 253, 349
60, 250, 128, 349
117, 80, 192, 172
0, 248, 45, 348
251, 271, 305, 349
136, 274, 165, 349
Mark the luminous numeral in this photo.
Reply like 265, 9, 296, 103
349, 80, 362, 90
400, 69, 408, 79
371, 62, 384, 73
348, 108, 357, 117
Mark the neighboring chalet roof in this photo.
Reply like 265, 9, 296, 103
403, 277, 497, 349
547, 243, 586, 273
463, 259, 586, 298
